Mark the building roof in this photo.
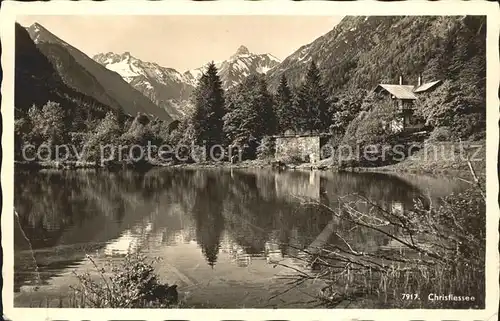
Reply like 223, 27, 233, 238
375, 80, 442, 98
375, 84, 418, 100
414, 80, 442, 93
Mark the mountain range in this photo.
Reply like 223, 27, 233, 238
92, 51, 195, 119
182, 45, 280, 89
24, 22, 173, 122
92, 45, 280, 119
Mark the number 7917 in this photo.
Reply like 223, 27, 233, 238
401, 293, 419, 300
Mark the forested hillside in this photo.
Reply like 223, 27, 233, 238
268, 16, 485, 92
267, 15, 486, 141
14, 23, 111, 127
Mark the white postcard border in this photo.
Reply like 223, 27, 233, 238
1, 1, 499, 320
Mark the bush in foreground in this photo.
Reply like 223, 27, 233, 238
70, 252, 178, 308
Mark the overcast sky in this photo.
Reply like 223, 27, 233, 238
17, 15, 343, 72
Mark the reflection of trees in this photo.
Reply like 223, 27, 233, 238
15, 170, 106, 249
14, 169, 186, 290
316, 172, 428, 253
191, 174, 225, 268
220, 169, 433, 265
14, 170, 144, 290
221, 171, 332, 259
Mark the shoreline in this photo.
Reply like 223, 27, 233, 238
14, 140, 486, 176
14, 159, 485, 176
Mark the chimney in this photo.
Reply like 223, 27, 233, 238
399, 75, 403, 85
418, 74, 422, 87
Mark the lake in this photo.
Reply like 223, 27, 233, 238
13, 168, 470, 308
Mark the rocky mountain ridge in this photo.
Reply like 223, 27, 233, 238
93, 45, 280, 119
26, 23, 174, 122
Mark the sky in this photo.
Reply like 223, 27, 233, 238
17, 15, 343, 72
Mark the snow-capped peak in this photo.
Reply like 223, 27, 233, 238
92, 47, 280, 119
234, 45, 250, 56
92, 51, 196, 119
93, 51, 191, 85
121, 51, 132, 59
230, 45, 256, 61
184, 46, 281, 89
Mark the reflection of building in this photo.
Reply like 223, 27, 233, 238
264, 241, 283, 264
233, 248, 251, 267
274, 171, 320, 201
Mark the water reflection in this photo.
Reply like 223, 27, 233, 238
14, 168, 468, 305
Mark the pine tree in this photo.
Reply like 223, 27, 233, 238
295, 61, 331, 134
222, 97, 242, 145
192, 62, 225, 147
223, 80, 258, 148
257, 76, 276, 136
235, 74, 275, 138
274, 74, 294, 134
223, 74, 275, 157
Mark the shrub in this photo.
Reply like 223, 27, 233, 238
70, 252, 178, 308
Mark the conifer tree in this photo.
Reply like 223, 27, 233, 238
192, 62, 225, 147
274, 74, 294, 134
223, 74, 275, 145
223, 78, 259, 148
222, 97, 242, 145
295, 61, 331, 134
257, 76, 276, 136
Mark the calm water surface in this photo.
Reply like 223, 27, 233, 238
14, 168, 469, 308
